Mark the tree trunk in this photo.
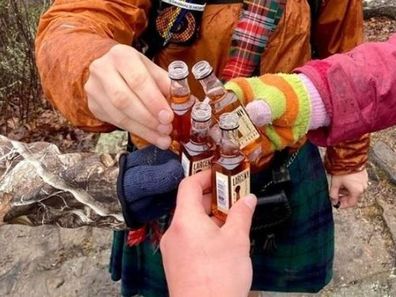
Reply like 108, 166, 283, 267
0, 135, 126, 229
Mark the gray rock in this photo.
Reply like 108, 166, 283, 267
377, 199, 396, 244
330, 208, 394, 287
363, 0, 396, 19
370, 141, 396, 184
95, 131, 128, 154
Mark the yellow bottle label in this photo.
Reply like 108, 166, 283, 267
233, 106, 260, 149
191, 156, 213, 175
230, 168, 250, 205
182, 153, 213, 177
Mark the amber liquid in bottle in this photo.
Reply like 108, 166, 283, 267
181, 102, 215, 177
211, 112, 250, 222
192, 61, 262, 167
168, 61, 195, 149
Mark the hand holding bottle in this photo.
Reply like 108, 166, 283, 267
160, 170, 257, 297
225, 73, 326, 154
84, 44, 174, 149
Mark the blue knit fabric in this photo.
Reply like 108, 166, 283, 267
121, 146, 184, 224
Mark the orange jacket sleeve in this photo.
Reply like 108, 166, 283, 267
35, 0, 151, 132
312, 0, 370, 174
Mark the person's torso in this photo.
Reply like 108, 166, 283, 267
154, 0, 312, 98
132, 0, 312, 149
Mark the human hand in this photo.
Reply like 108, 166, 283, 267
329, 169, 368, 209
160, 170, 257, 297
117, 146, 184, 228
85, 44, 174, 149
225, 74, 312, 154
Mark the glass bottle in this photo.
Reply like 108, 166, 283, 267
181, 102, 215, 177
212, 112, 250, 222
168, 61, 195, 147
191, 60, 262, 164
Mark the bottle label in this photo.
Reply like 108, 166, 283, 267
191, 156, 213, 175
216, 168, 250, 214
216, 172, 230, 213
182, 153, 213, 177
230, 168, 250, 205
233, 106, 260, 149
181, 153, 191, 177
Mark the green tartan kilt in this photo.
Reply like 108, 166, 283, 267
109, 141, 334, 297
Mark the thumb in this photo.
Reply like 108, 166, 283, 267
329, 177, 341, 203
245, 101, 272, 127
223, 194, 257, 235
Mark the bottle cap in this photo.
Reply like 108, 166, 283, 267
192, 60, 213, 80
168, 61, 189, 80
192, 102, 212, 122
219, 112, 239, 130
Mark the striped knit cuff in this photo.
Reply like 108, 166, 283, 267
225, 74, 312, 145
298, 74, 330, 129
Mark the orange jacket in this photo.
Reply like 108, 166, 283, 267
35, 0, 369, 175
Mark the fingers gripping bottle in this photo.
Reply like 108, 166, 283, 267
212, 112, 250, 222
181, 102, 215, 177
192, 61, 262, 166
168, 61, 195, 148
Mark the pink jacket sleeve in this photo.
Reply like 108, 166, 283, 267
296, 34, 396, 146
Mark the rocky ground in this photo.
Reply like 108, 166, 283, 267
1, 7, 396, 297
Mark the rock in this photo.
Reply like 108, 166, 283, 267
377, 199, 396, 244
370, 141, 396, 184
327, 272, 394, 297
94, 131, 128, 154
330, 208, 394, 287
0, 225, 118, 297
363, 0, 396, 19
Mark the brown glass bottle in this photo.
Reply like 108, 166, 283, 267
181, 102, 215, 177
168, 61, 195, 148
211, 112, 250, 222
192, 60, 262, 165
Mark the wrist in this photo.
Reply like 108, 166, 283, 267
298, 74, 330, 129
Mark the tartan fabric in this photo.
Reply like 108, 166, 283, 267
221, 0, 286, 80
109, 141, 334, 296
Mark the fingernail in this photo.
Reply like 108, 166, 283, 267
156, 136, 172, 150
157, 124, 173, 135
243, 194, 257, 210
158, 110, 173, 124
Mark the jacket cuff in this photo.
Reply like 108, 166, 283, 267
324, 134, 370, 175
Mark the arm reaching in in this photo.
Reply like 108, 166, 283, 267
160, 170, 257, 297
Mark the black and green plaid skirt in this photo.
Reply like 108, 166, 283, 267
109, 141, 334, 297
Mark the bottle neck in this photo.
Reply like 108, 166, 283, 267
198, 72, 226, 101
219, 128, 240, 156
190, 119, 211, 144
170, 78, 191, 104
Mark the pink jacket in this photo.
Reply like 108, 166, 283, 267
297, 34, 396, 146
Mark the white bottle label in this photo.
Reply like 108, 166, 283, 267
233, 106, 260, 149
216, 168, 250, 214
216, 172, 230, 214
191, 156, 213, 175
181, 152, 191, 177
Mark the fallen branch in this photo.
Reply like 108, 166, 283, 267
0, 135, 125, 229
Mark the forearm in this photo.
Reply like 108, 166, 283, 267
0, 135, 125, 229
299, 34, 396, 145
